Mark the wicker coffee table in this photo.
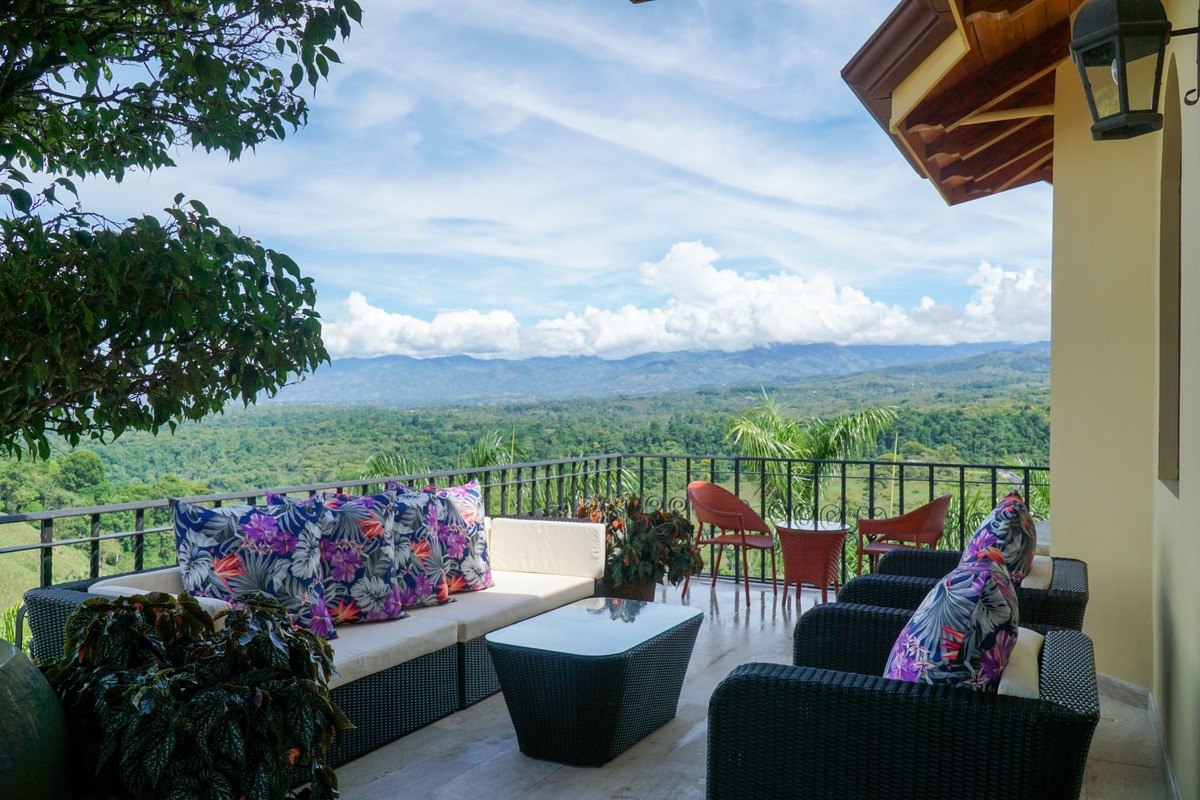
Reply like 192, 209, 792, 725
485, 597, 703, 766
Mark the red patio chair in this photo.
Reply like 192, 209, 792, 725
855, 494, 952, 575
685, 481, 777, 605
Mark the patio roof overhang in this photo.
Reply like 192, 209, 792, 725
842, 0, 1085, 206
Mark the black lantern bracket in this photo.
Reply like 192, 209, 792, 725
1178, 7, 1200, 106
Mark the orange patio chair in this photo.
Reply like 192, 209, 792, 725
685, 481, 777, 605
855, 494, 952, 575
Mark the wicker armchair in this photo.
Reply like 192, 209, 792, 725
707, 603, 1099, 800
839, 548, 1090, 630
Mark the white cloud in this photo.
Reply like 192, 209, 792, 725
322, 242, 1050, 359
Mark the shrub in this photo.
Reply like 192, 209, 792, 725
41, 592, 350, 800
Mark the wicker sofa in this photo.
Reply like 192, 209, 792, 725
839, 549, 1090, 629
23, 516, 605, 766
707, 603, 1100, 800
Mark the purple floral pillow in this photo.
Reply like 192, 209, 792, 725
959, 491, 1037, 584
171, 498, 335, 639
388, 485, 453, 609
427, 480, 492, 594
305, 492, 407, 626
883, 559, 1019, 691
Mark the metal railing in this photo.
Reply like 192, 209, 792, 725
0, 453, 1048, 597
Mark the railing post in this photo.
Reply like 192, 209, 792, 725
785, 460, 794, 522
515, 467, 523, 514
661, 457, 668, 511
958, 466, 967, 548
811, 459, 820, 522
839, 461, 849, 584
991, 468, 999, 507
39, 519, 53, 587
898, 463, 906, 515
868, 463, 877, 518
500, 468, 509, 516
928, 464, 935, 503
134, 508, 145, 572
90, 513, 101, 579
638, 457, 646, 504
615, 456, 624, 495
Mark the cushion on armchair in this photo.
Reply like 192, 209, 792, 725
884, 558, 1019, 691
171, 498, 336, 638
959, 491, 1037, 584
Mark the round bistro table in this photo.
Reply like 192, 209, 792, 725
774, 519, 850, 604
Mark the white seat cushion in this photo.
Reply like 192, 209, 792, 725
487, 518, 605, 579
1021, 555, 1054, 591
411, 570, 596, 642
998, 627, 1045, 699
328, 616, 459, 690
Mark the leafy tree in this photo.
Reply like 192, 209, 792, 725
55, 449, 108, 500
0, 0, 363, 457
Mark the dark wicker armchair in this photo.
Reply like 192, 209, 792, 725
839, 548, 1090, 630
707, 603, 1099, 800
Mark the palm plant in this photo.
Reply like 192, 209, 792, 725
361, 451, 427, 481
460, 429, 529, 471
725, 393, 897, 520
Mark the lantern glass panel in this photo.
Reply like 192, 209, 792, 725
1080, 39, 1121, 120
1121, 34, 1164, 112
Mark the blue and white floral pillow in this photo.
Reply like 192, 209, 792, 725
883, 558, 1019, 691
388, 484, 454, 608
428, 480, 492, 594
171, 498, 335, 638
270, 492, 407, 626
959, 491, 1037, 585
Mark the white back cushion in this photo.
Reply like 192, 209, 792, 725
89, 582, 231, 630
92, 566, 184, 594
486, 518, 605, 579
1021, 555, 1054, 591
998, 627, 1045, 699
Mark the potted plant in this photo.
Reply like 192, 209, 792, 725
576, 494, 704, 602
40, 592, 351, 800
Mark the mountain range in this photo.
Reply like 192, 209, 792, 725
271, 341, 1050, 408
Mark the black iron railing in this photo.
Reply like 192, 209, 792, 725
0, 453, 1048, 599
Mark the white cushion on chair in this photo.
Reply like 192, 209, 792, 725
411, 570, 595, 641
327, 615, 459, 690
91, 566, 184, 594
1020, 555, 1054, 591
998, 627, 1044, 699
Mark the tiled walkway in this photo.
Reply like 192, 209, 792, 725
337, 580, 1172, 800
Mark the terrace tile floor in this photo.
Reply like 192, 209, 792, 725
337, 580, 1171, 800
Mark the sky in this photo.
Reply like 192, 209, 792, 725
81, 0, 1053, 360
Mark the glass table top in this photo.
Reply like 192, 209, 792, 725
774, 519, 850, 532
485, 598, 703, 657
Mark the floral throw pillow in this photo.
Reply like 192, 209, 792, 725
883, 559, 1019, 692
388, 485, 454, 608
959, 491, 1037, 584
271, 492, 407, 626
171, 498, 335, 638
388, 481, 491, 595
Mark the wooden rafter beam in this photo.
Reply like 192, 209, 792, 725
939, 115, 1053, 182
960, 0, 1040, 22
906, 19, 1069, 132
927, 117, 1038, 162
963, 143, 1053, 195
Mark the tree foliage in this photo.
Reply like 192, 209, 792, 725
0, 0, 363, 456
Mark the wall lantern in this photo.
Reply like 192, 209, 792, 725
1070, 0, 1199, 141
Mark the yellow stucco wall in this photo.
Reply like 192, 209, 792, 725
1050, 61, 1158, 687
1052, 3, 1199, 793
